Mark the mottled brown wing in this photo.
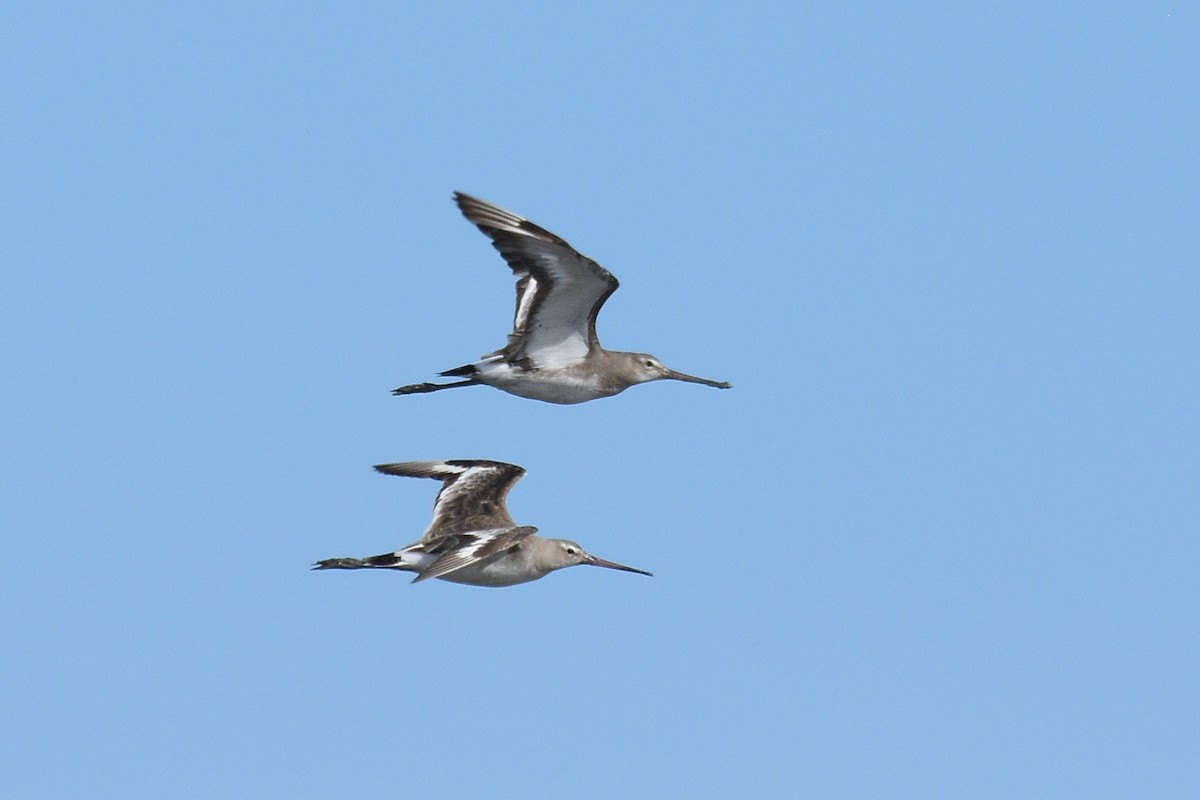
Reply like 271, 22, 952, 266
373, 460, 527, 540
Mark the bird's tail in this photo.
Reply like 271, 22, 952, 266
437, 363, 478, 378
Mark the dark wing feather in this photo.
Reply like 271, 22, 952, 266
373, 460, 526, 540
454, 192, 619, 367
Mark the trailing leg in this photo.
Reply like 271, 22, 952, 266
311, 552, 414, 571
391, 378, 478, 396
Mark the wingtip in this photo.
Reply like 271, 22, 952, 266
452, 190, 481, 209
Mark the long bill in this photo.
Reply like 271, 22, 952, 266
661, 368, 732, 389
584, 554, 654, 577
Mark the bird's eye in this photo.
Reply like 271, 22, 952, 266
566, 547, 578, 555
644, 359, 655, 367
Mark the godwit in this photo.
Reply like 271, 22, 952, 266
392, 193, 731, 404
312, 460, 652, 587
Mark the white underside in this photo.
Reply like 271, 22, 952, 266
474, 360, 621, 404
436, 560, 551, 587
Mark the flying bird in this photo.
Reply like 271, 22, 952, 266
313, 460, 652, 587
392, 193, 731, 404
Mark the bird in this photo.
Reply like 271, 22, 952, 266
392, 192, 732, 404
312, 460, 652, 587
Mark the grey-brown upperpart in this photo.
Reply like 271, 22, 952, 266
391, 192, 731, 404
312, 460, 652, 587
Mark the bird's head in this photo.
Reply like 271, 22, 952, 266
549, 539, 653, 577
623, 352, 731, 390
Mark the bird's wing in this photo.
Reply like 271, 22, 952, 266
374, 460, 526, 539
454, 192, 619, 368
412, 526, 538, 583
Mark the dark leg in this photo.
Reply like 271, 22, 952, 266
312, 553, 412, 571
391, 378, 479, 396
312, 557, 367, 570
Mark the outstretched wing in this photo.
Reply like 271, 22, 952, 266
374, 460, 526, 539
454, 192, 619, 369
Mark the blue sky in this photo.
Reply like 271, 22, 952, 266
2, 3, 1197, 797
